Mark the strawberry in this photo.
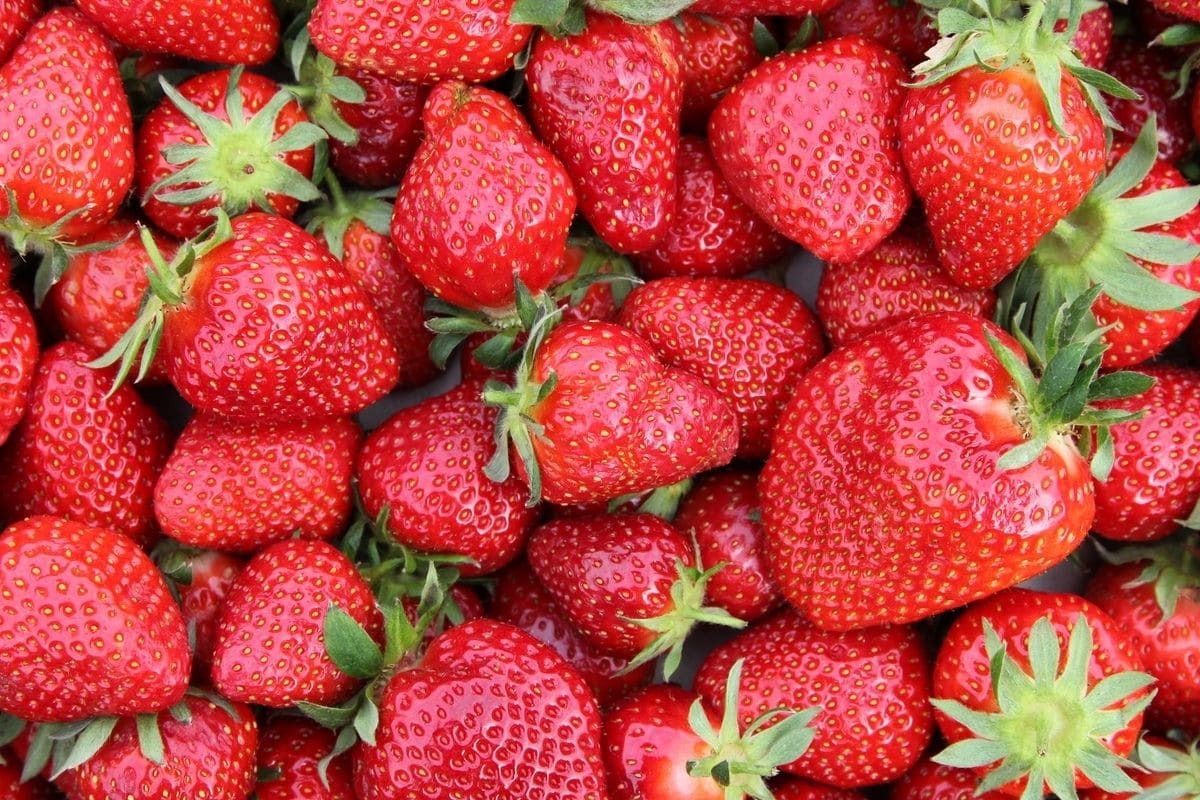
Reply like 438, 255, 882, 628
485, 319, 739, 506
156, 545, 244, 678
309, 0, 533, 84
0, 254, 36, 446
1079, 736, 1200, 800
356, 380, 537, 576
617, 276, 824, 459
0, 0, 40, 65
0, 341, 170, 546
816, 229, 997, 347
690, 0, 842, 13
390, 80, 575, 316
399, 583, 485, 650
1085, 533, 1200, 734
634, 136, 793, 281
136, 68, 324, 240
709, 36, 910, 262
890, 757, 1010, 800
760, 304, 1146, 630
154, 414, 361, 553
774, 778, 869, 800
491, 559, 654, 706
0, 516, 190, 722
695, 609, 934, 788
0, 8, 133, 262
0, 750, 55, 800
1152, 0, 1200, 24
674, 469, 781, 622
75, 0, 278, 65
1106, 40, 1193, 163
328, 68, 426, 189
677, 14, 764, 128
818, 0, 939, 65
352, 619, 607, 800
257, 716, 355, 800
1057, 3, 1114, 70
526, 14, 683, 254
526, 513, 745, 677
93, 212, 399, 419
931, 588, 1152, 799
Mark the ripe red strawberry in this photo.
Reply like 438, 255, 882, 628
617, 276, 824, 459
818, 0, 939, 65
674, 469, 781, 622
137, 68, 324, 240
0, 8, 133, 244
1151, 0, 1200, 23
491, 559, 653, 706
0, 0, 40, 65
760, 308, 1139, 630
1106, 40, 1192, 163
890, 758, 1010, 800
400, 583, 485, 650
485, 319, 739, 505
527, 14, 683, 253
709, 36, 910, 262
95, 212, 399, 419
634, 136, 793, 281
1085, 535, 1200, 733
0, 516, 190, 722
391, 80, 575, 315
211, 538, 383, 708
257, 716, 355, 800
774, 778, 868, 800
677, 14, 763, 128
690, 0, 842, 13
0, 341, 170, 546
695, 609, 934, 788
356, 380, 537, 576
157, 546, 244, 678
931, 589, 1152, 799
816, 229, 997, 347
154, 414, 361, 553
329, 68, 426, 189
352, 619, 607, 800
309, 0, 532, 84
0, 255, 36, 446
1056, 3, 1114, 70
0, 750, 55, 800
75, 0, 278, 65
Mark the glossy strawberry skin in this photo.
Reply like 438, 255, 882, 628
257, 717, 355, 800
330, 69, 426, 188
137, 70, 317, 240
154, 414, 361, 553
816, 229, 997, 347
0, 342, 170, 546
774, 778, 868, 800
678, 14, 763, 128
0, 8, 133, 239
211, 538, 383, 708
308, 0, 532, 84
690, 0, 842, 12
634, 136, 793, 280
1150, 0, 1200, 25
159, 213, 398, 419
1086, 560, 1200, 733
760, 313, 1095, 630
0, 516, 191, 723
696, 609, 933, 788
1106, 40, 1192, 163
0, 262, 36, 446
890, 758, 1010, 800
491, 560, 653, 706
524, 320, 739, 505
170, 549, 244, 678
527, 15, 683, 254
0, 0, 40, 65
710, 36, 910, 262
356, 381, 537, 576
353, 619, 607, 800
391, 81, 575, 314
618, 276, 824, 459
817, 0, 938, 65
900, 68, 1106, 289
76, 0, 278, 65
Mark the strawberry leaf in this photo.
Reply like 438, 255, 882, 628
324, 604, 384, 680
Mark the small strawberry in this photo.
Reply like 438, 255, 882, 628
1151, 0, 1200, 24
634, 136, 793, 281
0, 253, 36, 446
527, 14, 683, 253
931, 589, 1153, 799
0, 0, 40, 65
690, 0, 842, 13
890, 757, 1010, 800
1106, 40, 1193, 163
75, 0, 279, 65
774, 778, 869, 800
0, 516, 190, 723
0, 750, 55, 800
256, 716, 355, 800
709, 36, 910, 262
155, 544, 244, 678
328, 68, 426, 189
677, 14, 764, 128
0, 341, 170, 546
818, 0, 939, 65
695, 609, 934, 788
1058, 3, 1114, 70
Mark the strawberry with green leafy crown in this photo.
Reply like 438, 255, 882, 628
0, 0, 41, 65
0, 516, 191, 723
526, 13, 683, 254
709, 36, 910, 263
136, 67, 325, 240
256, 716, 356, 800
931, 589, 1154, 800
0, 250, 36, 446
76, 0, 279, 65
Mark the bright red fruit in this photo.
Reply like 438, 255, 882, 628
352, 619, 607, 800
1059, 4, 1114, 70
690, 0, 841, 12
709, 36, 909, 262
774, 778, 868, 800
1106, 40, 1192, 163
890, 758, 1009, 800
0, 516, 190, 722
75, 0, 278, 65
0, 750, 54, 800
0, 256, 36, 446
159, 547, 244, 677
329, 69, 427, 188
818, 0, 939, 65
677, 14, 763, 128
1151, 0, 1200, 25
0, 0, 40, 65
256, 717, 355, 800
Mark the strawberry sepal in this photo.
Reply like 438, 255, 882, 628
1131, 736, 1200, 800
1094, 530, 1200, 622
285, 29, 365, 145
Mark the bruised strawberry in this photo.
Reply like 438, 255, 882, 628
76, 0, 279, 65
0, 255, 36, 446
257, 716, 355, 800
677, 14, 764, 128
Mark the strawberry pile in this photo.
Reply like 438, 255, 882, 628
1, 0, 1200, 798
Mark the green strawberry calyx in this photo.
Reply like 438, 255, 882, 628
686, 658, 821, 800
510, 0, 694, 34
1132, 736, 1200, 800
1095, 526, 1200, 624
607, 477, 694, 520
284, 28, 365, 145
933, 614, 1156, 800
301, 170, 394, 261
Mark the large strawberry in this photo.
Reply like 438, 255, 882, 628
352, 619, 607, 800
390, 80, 575, 316
689, 0, 842, 12
485, 319, 739, 505
76, 0, 278, 65
0, 253, 36, 445
0, 341, 170, 546
0, 0, 40, 65
931, 589, 1153, 799
760, 303, 1146, 630
526, 13, 683, 254
709, 36, 909, 262
0, 516, 190, 723
92, 212, 399, 419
